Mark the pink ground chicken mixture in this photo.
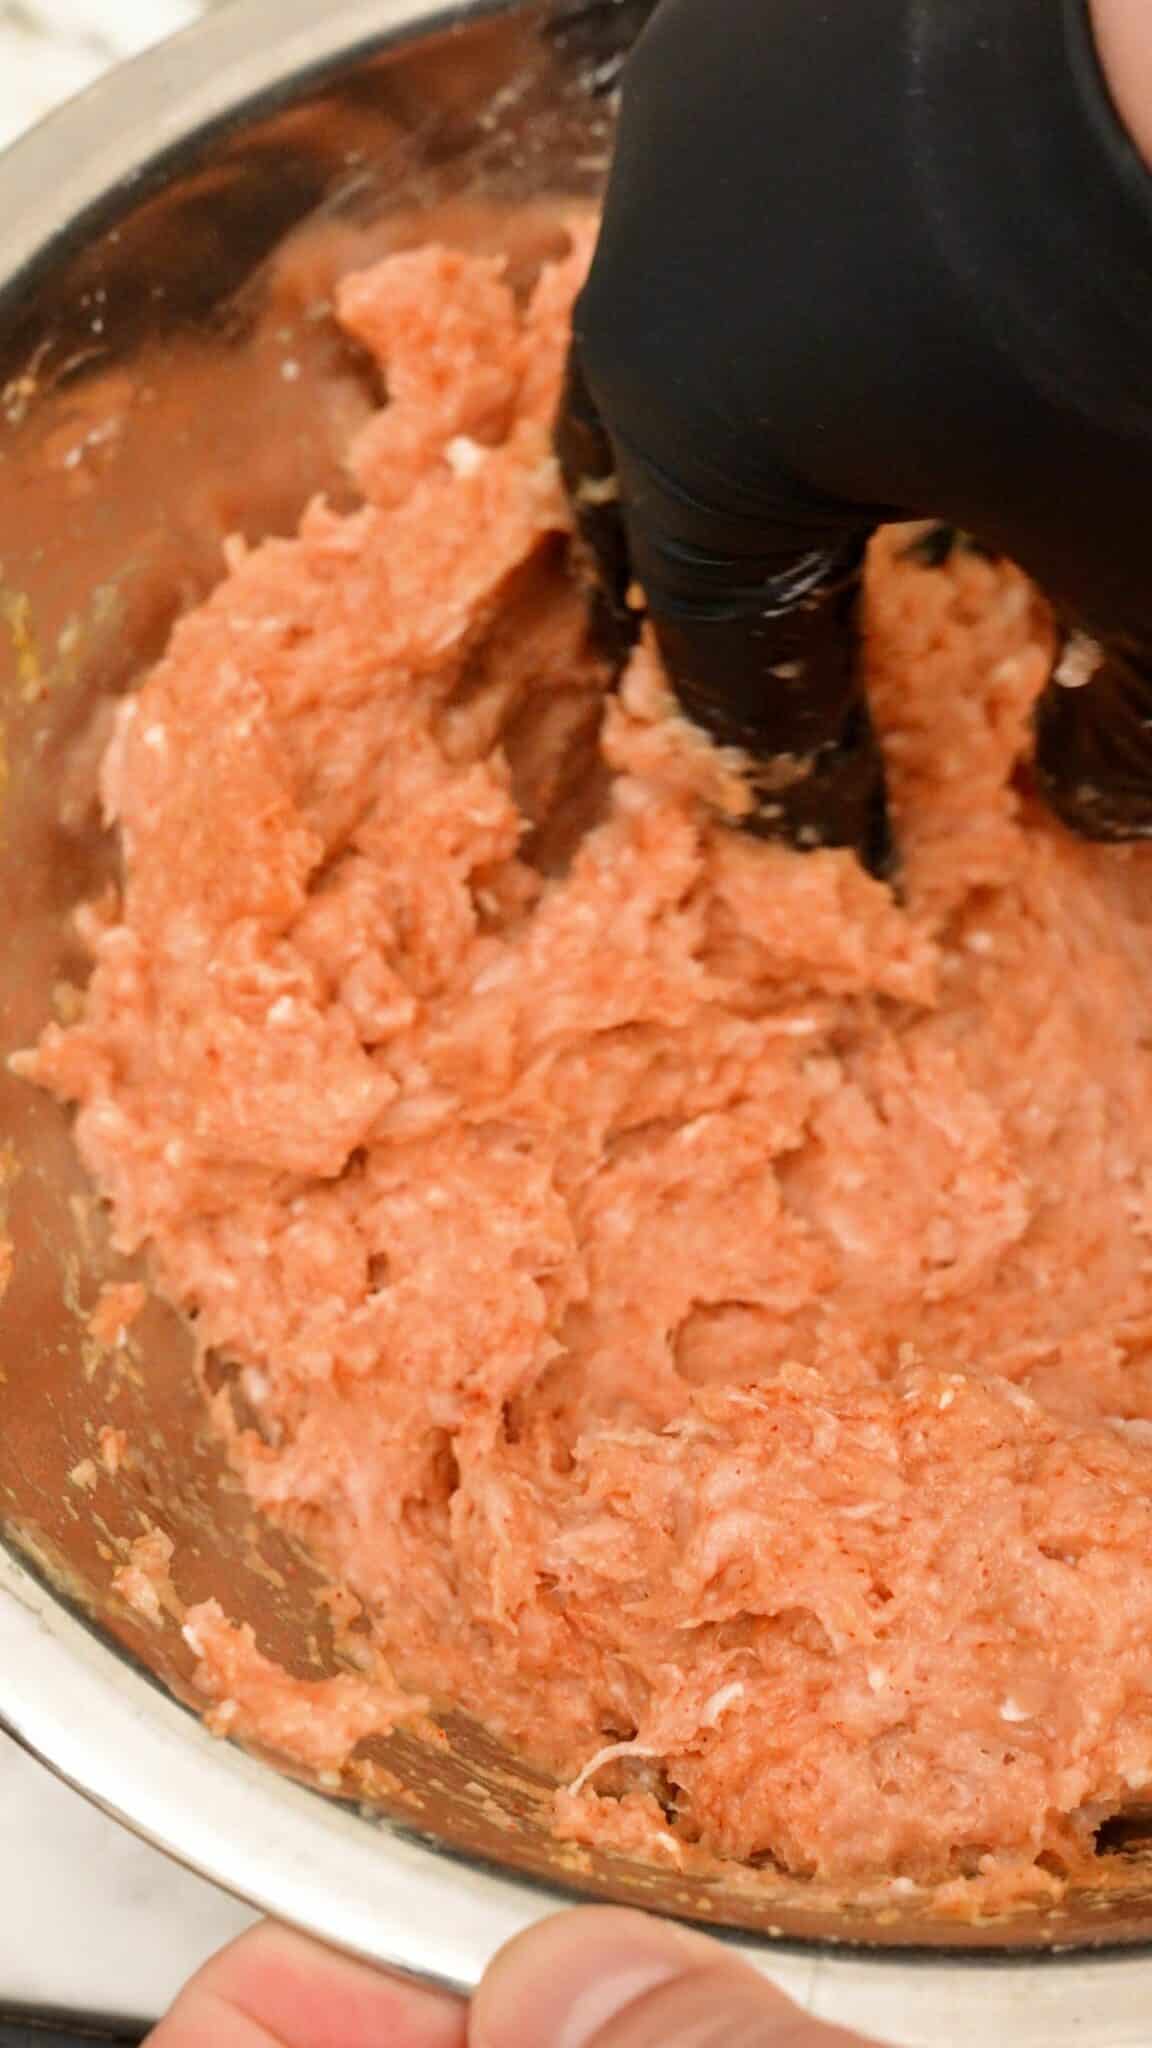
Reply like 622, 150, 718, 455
26, 221, 1152, 1892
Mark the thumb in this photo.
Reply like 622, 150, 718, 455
469, 1907, 878, 2048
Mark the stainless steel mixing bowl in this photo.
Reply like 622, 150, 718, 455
3, 6, 1152, 2040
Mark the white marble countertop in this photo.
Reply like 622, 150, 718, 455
0, 18, 257, 2024
0, 2, 198, 147
0, 1737, 253, 2022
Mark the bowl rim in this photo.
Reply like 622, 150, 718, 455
8, 1540, 1152, 2043
0, 0, 501, 321
2, 4, 1152, 2035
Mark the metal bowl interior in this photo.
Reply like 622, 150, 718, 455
3, 0, 1152, 2024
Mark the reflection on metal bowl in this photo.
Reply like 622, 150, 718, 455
1, 5, 1152, 2042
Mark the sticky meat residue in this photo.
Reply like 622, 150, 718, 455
181, 1601, 427, 1771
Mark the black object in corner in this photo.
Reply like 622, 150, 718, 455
0, 2011, 146, 2046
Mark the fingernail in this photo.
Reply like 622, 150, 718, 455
471, 1907, 714, 2048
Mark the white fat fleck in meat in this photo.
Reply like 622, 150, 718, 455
567, 1739, 660, 1799
1053, 631, 1103, 690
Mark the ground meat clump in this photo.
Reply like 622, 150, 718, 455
25, 223, 1152, 1890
